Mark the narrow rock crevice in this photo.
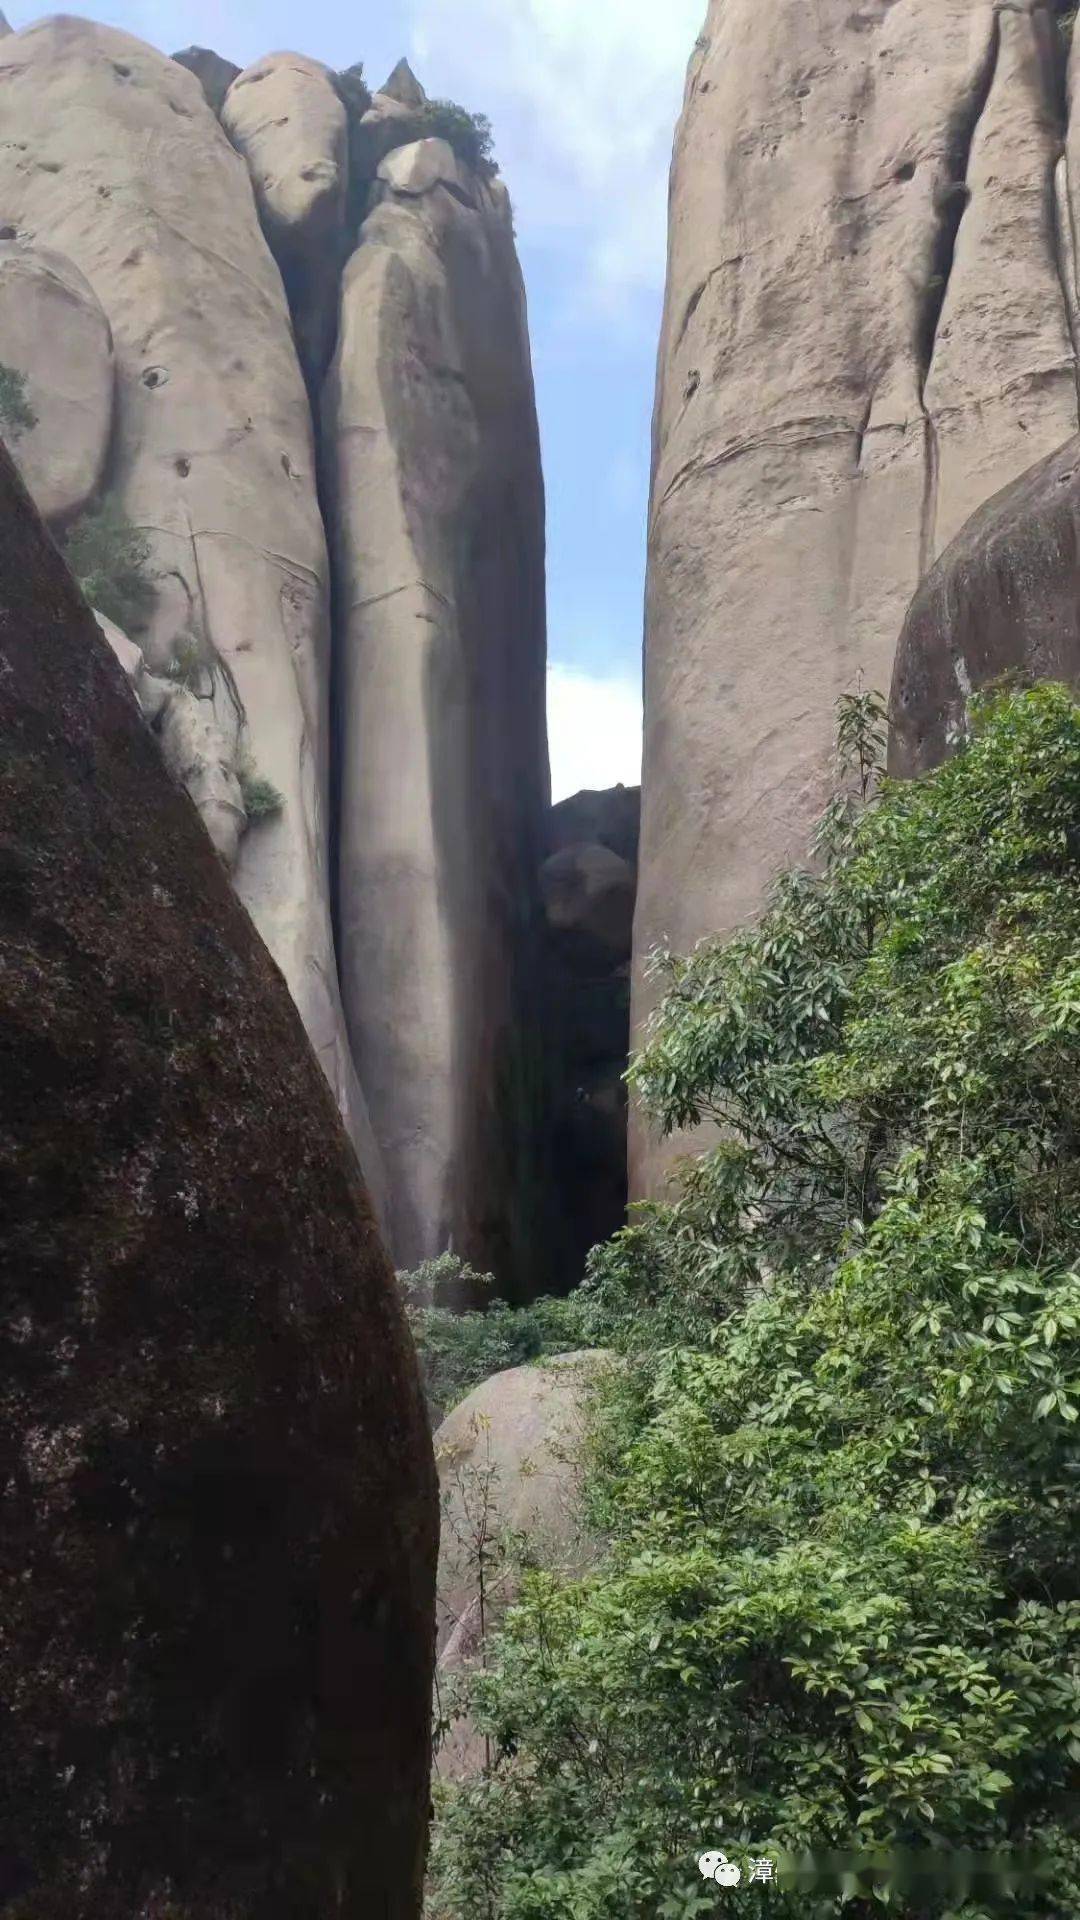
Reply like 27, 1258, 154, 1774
916, 10, 1001, 396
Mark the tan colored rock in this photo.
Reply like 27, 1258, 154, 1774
171, 45, 240, 118
381, 57, 426, 109
352, 89, 424, 182
222, 52, 348, 384
0, 16, 383, 1204
890, 436, 1080, 778
324, 145, 548, 1273
378, 136, 472, 202
434, 1351, 609, 1780
633, 0, 1080, 1196
540, 841, 636, 953
0, 240, 113, 523
0, 441, 436, 1912
0, 11, 10, 37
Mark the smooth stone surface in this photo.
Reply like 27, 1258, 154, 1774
891, 435, 1080, 778
0, 240, 113, 523
0, 16, 383, 1197
633, 0, 1080, 1196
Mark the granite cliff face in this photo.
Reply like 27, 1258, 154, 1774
0, 18, 548, 1284
634, 0, 1080, 1193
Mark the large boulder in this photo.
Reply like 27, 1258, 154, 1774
0, 240, 113, 524
324, 124, 549, 1277
0, 445, 436, 1915
434, 1352, 609, 1779
540, 841, 636, 956
890, 436, 1080, 778
633, 0, 1080, 1195
222, 52, 349, 386
547, 784, 640, 867
0, 17, 381, 1195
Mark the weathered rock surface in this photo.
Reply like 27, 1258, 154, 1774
324, 130, 548, 1277
634, 0, 1080, 1195
434, 1352, 608, 1779
171, 44, 240, 117
0, 16, 383, 1201
548, 783, 640, 867
540, 841, 636, 955
378, 136, 472, 201
0, 445, 436, 1915
0, 240, 113, 523
890, 435, 1080, 776
222, 52, 349, 386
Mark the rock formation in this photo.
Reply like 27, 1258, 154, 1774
222, 52, 349, 387
0, 16, 551, 1287
433, 1351, 609, 1780
891, 434, 1080, 774
634, 0, 1080, 1194
0, 444, 436, 1914
324, 120, 549, 1277
541, 787, 639, 1287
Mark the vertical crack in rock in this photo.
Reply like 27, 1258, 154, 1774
1042, 0, 1080, 417
916, 7, 1002, 572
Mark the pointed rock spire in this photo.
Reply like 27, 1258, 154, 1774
380, 57, 426, 108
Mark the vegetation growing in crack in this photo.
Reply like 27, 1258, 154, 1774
62, 498, 156, 633
238, 762, 284, 825
417, 98, 498, 177
0, 362, 36, 444
332, 60, 371, 122
429, 685, 1080, 1918
398, 1252, 588, 1419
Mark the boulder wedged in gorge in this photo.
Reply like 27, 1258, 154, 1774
222, 52, 349, 387
633, 0, 1080, 1195
0, 446, 436, 1916
324, 136, 549, 1278
0, 240, 114, 524
0, 15, 383, 1200
891, 435, 1080, 776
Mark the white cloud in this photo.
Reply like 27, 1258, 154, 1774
408, 0, 706, 301
547, 661, 641, 801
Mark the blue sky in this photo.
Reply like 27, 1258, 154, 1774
10, 0, 705, 796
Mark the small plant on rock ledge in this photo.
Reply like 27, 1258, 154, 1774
0, 362, 37, 444
238, 764, 284, 825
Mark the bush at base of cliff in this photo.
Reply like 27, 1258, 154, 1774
62, 497, 156, 633
430, 687, 1080, 1919
398, 1252, 589, 1416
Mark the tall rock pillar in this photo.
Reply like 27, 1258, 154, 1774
633, 0, 1080, 1194
324, 130, 549, 1279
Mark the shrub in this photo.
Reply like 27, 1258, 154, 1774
0, 362, 36, 444
417, 98, 498, 177
430, 686, 1080, 1918
238, 767, 283, 824
332, 60, 371, 122
399, 1252, 589, 1416
61, 498, 155, 633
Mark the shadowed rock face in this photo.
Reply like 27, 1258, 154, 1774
171, 44, 240, 116
0, 447, 437, 1915
634, 0, 1080, 1196
891, 435, 1080, 776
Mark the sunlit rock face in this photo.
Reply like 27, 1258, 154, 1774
0, 18, 557, 1285
633, 0, 1080, 1195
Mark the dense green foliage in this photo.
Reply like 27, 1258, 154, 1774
237, 767, 284, 824
417, 98, 498, 176
0, 362, 37, 444
398, 1253, 586, 1416
431, 687, 1080, 1917
62, 498, 156, 632
333, 60, 372, 121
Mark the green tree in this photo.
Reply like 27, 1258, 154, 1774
417, 98, 498, 177
0, 362, 37, 444
398, 1252, 586, 1418
430, 685, 1080, 1918
62, 498, 156, 633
